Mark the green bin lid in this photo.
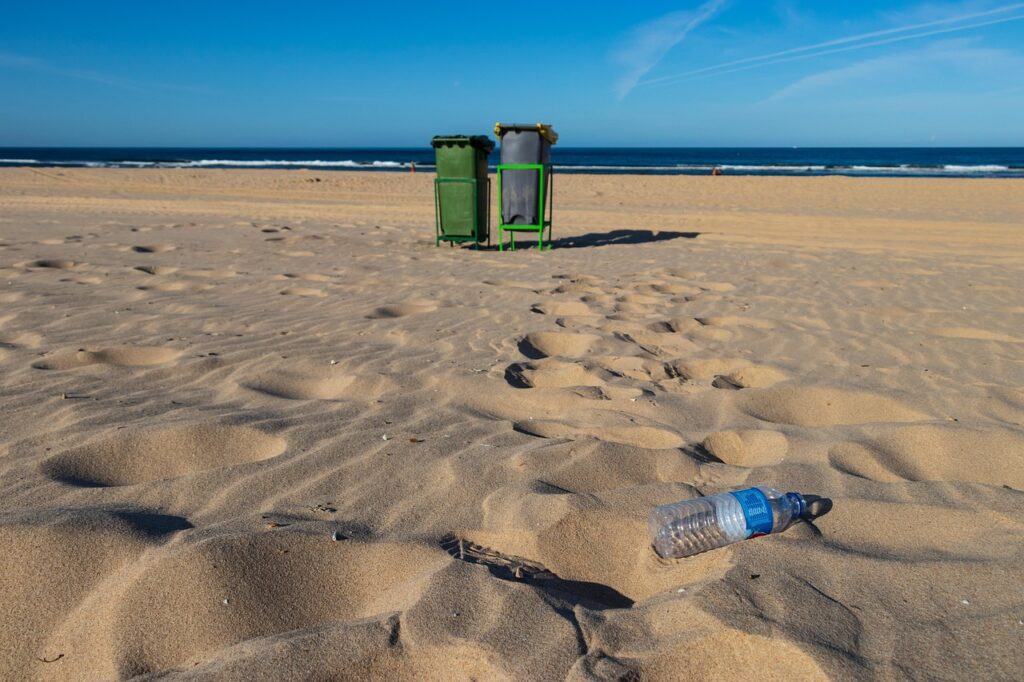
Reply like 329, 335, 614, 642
431, 135, 495, 152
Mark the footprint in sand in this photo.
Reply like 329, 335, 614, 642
132, 244, 176, 254
711, 365, 788, 390
815, 497, 1022, 562
280, 272, 333, 282
738, 385, 929, 427
615, 330, 701, 358
698, 282, 736, 293
0, 331, 41, 349
0, 507, 193, 680
280, 287, 326, 298
182, 269, 237, 279
134, 265, 179, 275
696, 316, 776, 330
652, 318, 735, 343
616, 293, 661, 306
240, 369, 390, 401
41, 423, 286, 487
367, 302, 437, 319
137, 281, 213, 292
670, 357, 749, 382
48, 534, 448, 675
531, 301, 594, 317
518, 332, 600, 359
638, 282, 703, 296
829, 424, 1024, 488
32, 346, 180, 370
505, 359, 606, 389
25, 259, 77, 270
59, 276, 104, 285
702, 430, 788, 467
929, 327, 1022, 343
514, 419, 684, 450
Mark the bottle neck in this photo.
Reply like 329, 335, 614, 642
786, 492, 807, 519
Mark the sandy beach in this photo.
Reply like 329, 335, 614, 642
1, 167, 1022, 680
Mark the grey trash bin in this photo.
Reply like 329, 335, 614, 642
495, 123, 558, 226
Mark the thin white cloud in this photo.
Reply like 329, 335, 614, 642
766, 39, 1024, 101
639, 1, 1024, 88
613, 0, 729, 100
0, 50, 204, 93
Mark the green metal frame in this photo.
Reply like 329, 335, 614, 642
496, 163, 553, 251
434, 177, 491, 248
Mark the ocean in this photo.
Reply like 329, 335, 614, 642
1, 147, 1022, 178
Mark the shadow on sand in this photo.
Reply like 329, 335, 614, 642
539, 229, 700, 249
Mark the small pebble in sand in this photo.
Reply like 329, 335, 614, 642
382, 434, 390, 441
960, 599, 970, 605
331, 531, 342, 541
222, 598, 230, 605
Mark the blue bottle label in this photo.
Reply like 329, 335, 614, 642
731, 488, 774, 538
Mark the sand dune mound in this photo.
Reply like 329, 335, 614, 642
519, 332, 599, 358
52, 534, 449, 676
32, 345, 180, 370
42, 423, 286, 487
830, 424, 1024, 487
739, 385, 930, 426
467, 487, 727, 603
702, 430, 788, 467
0, 507, 190, 679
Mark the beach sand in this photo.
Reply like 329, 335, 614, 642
0, 167, 1022, 680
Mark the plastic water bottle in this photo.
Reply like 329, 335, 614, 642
650, 487, 807, 559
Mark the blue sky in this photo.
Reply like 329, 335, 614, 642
1, 1, 1022, 146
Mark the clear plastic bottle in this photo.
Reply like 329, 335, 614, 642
650, 487, 807, 559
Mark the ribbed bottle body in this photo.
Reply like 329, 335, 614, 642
650, 487, 805, 559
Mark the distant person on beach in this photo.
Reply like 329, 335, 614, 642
712, 167, 723, 176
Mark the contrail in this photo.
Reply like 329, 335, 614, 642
638, 2, 1024, 88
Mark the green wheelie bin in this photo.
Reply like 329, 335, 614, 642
431, 135, 494, 247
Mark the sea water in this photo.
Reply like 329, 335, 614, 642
1, 147, 1022, 178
